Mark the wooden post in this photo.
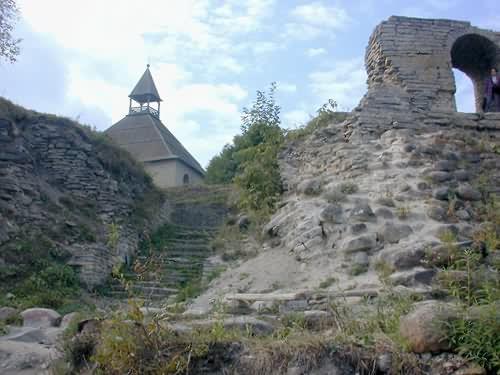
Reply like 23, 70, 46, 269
158, 102, 160, 117
129, 98, 132, 114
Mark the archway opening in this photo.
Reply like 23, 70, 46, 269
451, 34, 499, 112
183, 174, 190, 185
453, 68, 475, 113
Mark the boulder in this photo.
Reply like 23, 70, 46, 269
433, 187, 452, 201
353, 252, 369, 266
389, 267, 436, 286
434, 160, 457, 172
428, 171, 453, 183
342, 234, 377, 253
429, 353, 486, 375
0, 326, 51, 344
375, 207, 394, 219
350, 202, 376, 222
456, 185, 481, 201
379, 223, 413, 244
399, 300, 459, 353
0, 307, 17, 322
297, 178, 322, 196
60, 312, 78, 330
376, 245, 427, 270
454, 169, 471, 181
455, 209, 471, 221
427, 205, 447, 221
319, 204, 343, 224
376, 197, 396, 207
21, 308, 61, 328
350, 223, 367, 235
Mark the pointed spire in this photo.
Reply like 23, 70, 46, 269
129, 65, 162, 104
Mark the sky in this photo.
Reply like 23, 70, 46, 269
0, 0, 498, 167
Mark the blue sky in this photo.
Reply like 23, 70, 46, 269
0, 0, 498, 167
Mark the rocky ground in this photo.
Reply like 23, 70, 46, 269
190, 114, 500, 313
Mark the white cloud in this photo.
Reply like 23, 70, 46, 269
424, 0, 459, 10
251, 41, 277, 55
309, 57, 367, 110
283, 109, 311, 127
0, 22, 110, 127
278, 82, 297, 94
283, 1, 350, 41
290, 2, 350, 29
307, 48, 327, 57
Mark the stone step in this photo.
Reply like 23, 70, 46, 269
171, 229, 217, 238
131, 286, 177, 295
139, 246, 212, 255
141, 253, 210, 261
161, 238, 211, 246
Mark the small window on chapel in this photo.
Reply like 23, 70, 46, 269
183, 174, 190, 185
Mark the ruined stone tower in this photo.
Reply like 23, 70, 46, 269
365, 16, 500, 113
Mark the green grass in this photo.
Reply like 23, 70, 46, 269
339, 182, 359, 195
318, 277, 337, 289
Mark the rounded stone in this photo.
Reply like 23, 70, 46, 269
417, 182, 430, 191
21, 308, 61, 328
433, 187, 452, 201
456, 185, 482, 201
376, 197, 396, 207
428, 171, 453, 183
380, 223, 413, 244
434, 160, 457, 172
350, 202, 376, 222
297, 178, 322, 196
456, 209, 471, 221
400, 300, 458, 353
427, 206, 447, 221
375, 207, 394, 219
454, 169, 471, 181
342, 234, 376, 253
353, 252, 369, 266
350, 223, 367, 235
319, 203, 343, 224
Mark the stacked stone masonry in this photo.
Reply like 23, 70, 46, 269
0, 100, 159, 287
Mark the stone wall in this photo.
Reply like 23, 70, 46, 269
0, 98, 162, 287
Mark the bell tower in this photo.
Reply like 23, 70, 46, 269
128, 64, 162, 118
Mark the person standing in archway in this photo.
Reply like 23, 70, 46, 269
483, 67, 500, 112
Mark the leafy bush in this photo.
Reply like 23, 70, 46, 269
447, 305, 500, 371
436, 196, 500, 373
286, 99, 346, 141
14, 264, 80, 309
206, 83, 284, 214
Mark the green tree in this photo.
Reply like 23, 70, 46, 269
205, 83, 284, 213
0, 0, 21, 63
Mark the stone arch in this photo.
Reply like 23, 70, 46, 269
451, 33, 499, 112
183, 173, 190, 185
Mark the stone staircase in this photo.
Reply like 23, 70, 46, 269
140, 225, 218, 286
106, 185, 231, 304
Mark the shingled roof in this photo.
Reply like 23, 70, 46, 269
106, 113, 205, 175
129, 65, 162, 104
